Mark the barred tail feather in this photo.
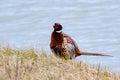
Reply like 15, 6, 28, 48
80, 51, 113, 57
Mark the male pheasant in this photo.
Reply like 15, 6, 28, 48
50, 23, 111, 60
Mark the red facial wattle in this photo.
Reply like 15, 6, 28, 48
54, 23, 59, 29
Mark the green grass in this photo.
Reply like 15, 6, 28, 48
0, 46, 120, 80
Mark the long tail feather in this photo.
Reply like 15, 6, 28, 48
80, 51, 113, 57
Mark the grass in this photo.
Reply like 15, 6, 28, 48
0, 46, 120, 80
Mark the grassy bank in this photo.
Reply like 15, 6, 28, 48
0, 47, 120, 80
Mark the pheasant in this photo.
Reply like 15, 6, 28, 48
50, 23, 111, 60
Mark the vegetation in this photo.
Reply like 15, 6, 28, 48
0, 46, 120, 80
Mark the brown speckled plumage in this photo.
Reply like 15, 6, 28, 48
50, 31, 81, 59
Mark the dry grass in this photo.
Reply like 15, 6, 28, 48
0, 47, 120, 80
